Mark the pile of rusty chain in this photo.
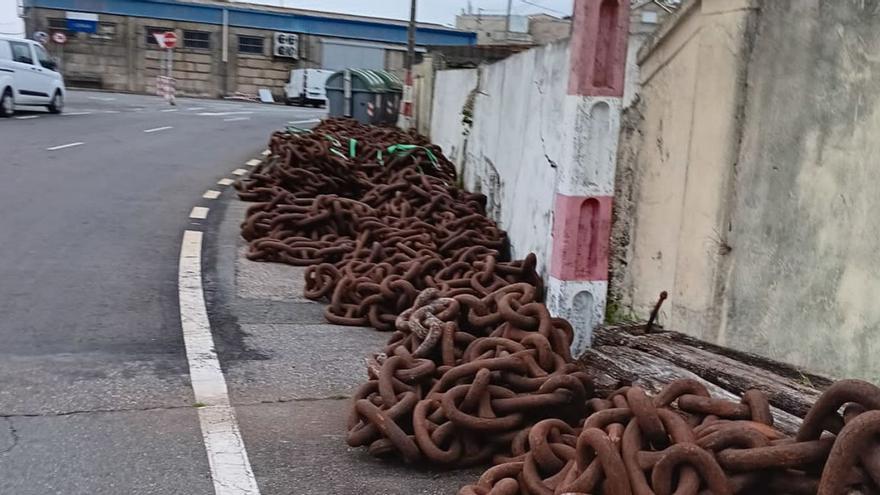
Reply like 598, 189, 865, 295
347, 284, 596, 467
459, 378, 880, 494
236, 118, 543, 331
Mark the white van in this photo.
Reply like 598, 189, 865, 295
0, 35, 67, 117
284, 68, 334, 107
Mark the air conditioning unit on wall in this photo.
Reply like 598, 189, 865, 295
274, 32, 299, 59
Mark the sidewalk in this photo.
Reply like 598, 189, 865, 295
204, 194, 482, 494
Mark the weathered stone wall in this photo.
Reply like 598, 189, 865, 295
614, 0, 880, 381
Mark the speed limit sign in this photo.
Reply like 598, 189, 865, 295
52, 32, 67, 44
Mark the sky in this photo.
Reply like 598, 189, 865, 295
0, 0, 574, 38
0, 0, 24, 37
236, 0, 574, 26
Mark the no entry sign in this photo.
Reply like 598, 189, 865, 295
154, 31, 177, 49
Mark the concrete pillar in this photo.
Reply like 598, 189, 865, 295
547, 0, 629, 356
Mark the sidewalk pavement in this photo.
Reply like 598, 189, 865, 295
205, 194, 482, 494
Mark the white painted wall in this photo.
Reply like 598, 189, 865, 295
432, 41, 571, 278
429, 68, 478, 171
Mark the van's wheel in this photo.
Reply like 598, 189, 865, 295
0, 89, 13, 117
47, 90, 63, 114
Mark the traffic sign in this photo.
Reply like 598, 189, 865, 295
153, 31, 177, 49
33, 31, 48, 44
52, 32, 67, 44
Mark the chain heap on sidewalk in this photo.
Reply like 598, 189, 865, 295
236, 119, 880, 494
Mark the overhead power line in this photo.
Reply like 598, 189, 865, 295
518, 0, 569, 16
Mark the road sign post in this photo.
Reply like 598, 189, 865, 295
153, 31, 177, 105
51, 32, 66, 72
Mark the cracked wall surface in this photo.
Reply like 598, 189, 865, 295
430, 41, 571, 277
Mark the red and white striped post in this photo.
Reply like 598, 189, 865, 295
547, 0, 630, 356
397, 70, 415, 129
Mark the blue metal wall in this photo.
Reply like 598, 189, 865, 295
26, 0, 477, 46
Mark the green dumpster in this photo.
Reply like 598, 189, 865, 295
373, 70, 403, 124
325, 69, 388, 125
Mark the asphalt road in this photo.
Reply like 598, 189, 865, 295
0, 90, 324, 494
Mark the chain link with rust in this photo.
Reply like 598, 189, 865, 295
347, 285, 594, 468
458, 379, 880, 495
236, 118, 542, 331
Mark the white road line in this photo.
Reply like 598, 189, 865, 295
189, 207, 209, 220
202, 190, 221, 199
64, 112, 92, 116
287, 118, 320, 126
46, 142, 84, 151
144, 126, 173, 133
178, 231, 260, 495
15, 115, 39, 120
245, 159, 261, 167
261, 150, 270, 156
198, 111, 253, 116
161, 109, 179, 113
188, 107, 206, 111
217, 178, 234, 186
88, 96, 116, 101
232, 168, 248, 176
223, 117, 250, 122
103, 110, 121, 114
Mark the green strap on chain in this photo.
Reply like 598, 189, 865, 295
349, 139, 358, 158
382, 144, 439, 170
329, 148, 348, 160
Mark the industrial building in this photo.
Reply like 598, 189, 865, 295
21, 0, 476, 98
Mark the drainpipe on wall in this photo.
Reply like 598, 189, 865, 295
546, 0, 630, 356
221, 8, 228, 96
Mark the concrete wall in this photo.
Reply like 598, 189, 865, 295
726, 0, 880, 381
429, 68, 478, 171
431, 41, 571, 276
614, 0, 880, 381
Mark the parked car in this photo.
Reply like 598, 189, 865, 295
284, 68, 334, 107
0, 34, 66, 117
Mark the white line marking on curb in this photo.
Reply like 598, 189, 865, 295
245, 159, 261, 167
261, 150, 270, 156
161, 109, 179, 113
224, 117, 250, 122
88, 96, 116, 101
144, 126, 173, 133
189, 207, 209, 220
15, 115, 39, 120
217, 178, 234, 186
287, 118, 320, 126
64, 112, 92, 116
232, 168, 247, 176
47, 142, 84, 151
178, 231, 261, 495
203, 190, 221, 199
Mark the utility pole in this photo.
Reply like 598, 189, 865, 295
397, 0, 417, 129
505, 0, 513, 41
406, 0, 416, 71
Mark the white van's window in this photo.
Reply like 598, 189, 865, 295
34, 44, 53, 69
10, 42, 33, 65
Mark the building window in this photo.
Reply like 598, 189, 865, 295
183, 30, 210, 50
238, 35, 264, 54
146, 26, 169, 45
47, 18, 68, 33
93, 22, 116, 39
